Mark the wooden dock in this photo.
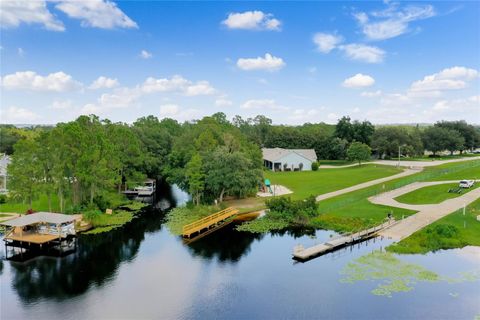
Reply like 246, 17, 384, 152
292, 220, 396, 261
182, 207, 239, 238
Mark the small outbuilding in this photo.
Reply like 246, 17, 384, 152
262, 148, 317, 171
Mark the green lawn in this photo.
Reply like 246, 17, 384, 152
264, 164, 402, 200
0, 194, 65, 213
311, 159, 480, 233
395, 183, 479, 205
387, 198, 480, 254
240, 160, 480, 234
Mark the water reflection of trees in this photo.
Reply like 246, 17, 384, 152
9, 209, 164, 303
186, 224, 263, 263
271, 226, 317, 238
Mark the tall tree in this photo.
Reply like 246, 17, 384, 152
185, 153, 205, 205
347, 142, 371, 165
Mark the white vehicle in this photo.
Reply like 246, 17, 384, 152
459, 180, 475, 188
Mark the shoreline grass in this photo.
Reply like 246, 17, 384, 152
387, 198, 480, 254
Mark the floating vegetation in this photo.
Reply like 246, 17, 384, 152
340, 250, 480, 298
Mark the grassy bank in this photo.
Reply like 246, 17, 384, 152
165, 205, 227, 235
265, 164, 402, 200
387, 198, 480, 254
395, 183, 479, 205
239, 159, 480, 234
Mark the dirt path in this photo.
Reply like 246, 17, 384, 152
369, 181, 480, 240
315, 168, 421, 202
319, 156, 480, 169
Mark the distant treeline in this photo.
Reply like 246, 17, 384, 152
1, 114, 479, 210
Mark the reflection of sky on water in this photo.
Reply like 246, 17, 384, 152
1, 184, 479, 319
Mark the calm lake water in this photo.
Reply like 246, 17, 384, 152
1, 183, 479, 320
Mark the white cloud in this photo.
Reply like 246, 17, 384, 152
0, 0, 65, 31
159, 105, 202, 121
17, 47, 25, 57
327, 113, 339, 122
354, 3, 436, 41
237, 53, 285, 71
140, 50, 152, 59
361, 90, 382, 97
222, 11, 281, 31
241, 99, 287, 110
159, 104, 180, 117
1, 71, 82, 92
89, 76, 119, 89
342, 73, 375, 88
81, 87, 141, 114
55, 0, 138, 29
313, 33, 343, 53
141, 75, 189, 93
0, 106, 40, 124
215, 98, 233, 107
141, 75, 215, 96
49, 99, 73, 110
339, 43, 385, 63
409, 66, 479, 94
184, 81, 216, 96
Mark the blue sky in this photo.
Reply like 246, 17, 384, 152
1, 1, 479, 124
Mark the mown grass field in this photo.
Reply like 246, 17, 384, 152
387, 198, 480, 254
0, 194, 65, 213
264, 164, 403, 200
395, 183, 480, 205
312, 160, 480, 233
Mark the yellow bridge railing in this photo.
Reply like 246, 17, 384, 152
182, 207, 239, 237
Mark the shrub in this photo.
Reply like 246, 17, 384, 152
311, 161, 319, 171
0, 194, 6, 204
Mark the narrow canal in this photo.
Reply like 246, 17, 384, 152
1, 183, 479, 319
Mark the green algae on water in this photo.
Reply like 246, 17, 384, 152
340, 250, 479, 297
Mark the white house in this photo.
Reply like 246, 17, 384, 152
262, 148, 317, 171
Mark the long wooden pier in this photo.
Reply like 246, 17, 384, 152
182, 207, 239, 238
292, 220, 396, 261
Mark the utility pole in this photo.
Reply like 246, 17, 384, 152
398, 145, 401, 167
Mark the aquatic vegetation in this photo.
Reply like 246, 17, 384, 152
236, 216, 289, 233
340, 250, 479, 298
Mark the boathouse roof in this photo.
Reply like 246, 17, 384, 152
0, 212, 76, 227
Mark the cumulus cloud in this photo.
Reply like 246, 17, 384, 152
361, 90, 382, 97
222, 11, 281, 31
409, 66, 479, 94
89, 76, 119, 89
0, 106, 40, 124
0, 1, 65, 31
354, 3, 436, 41
184, 81, 216, 96
55, 0, 138, 29
339, 43, 385, 63
313, 33, 343, 53
81, 87, 141, 114
159, 104, 180, 117
1, 71, 82, 92
342, 73, 375, 88
237, 53, 285, 71
49, 99, 73, 110
141, 75, 215, 96
139, 50, 152, 59
0, 0, 137, 31
215, 98, 233, 107
241, 99, 287, 110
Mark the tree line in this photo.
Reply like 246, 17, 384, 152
3, 114, 479, 212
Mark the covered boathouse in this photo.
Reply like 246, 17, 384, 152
1, 212, 77, 260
